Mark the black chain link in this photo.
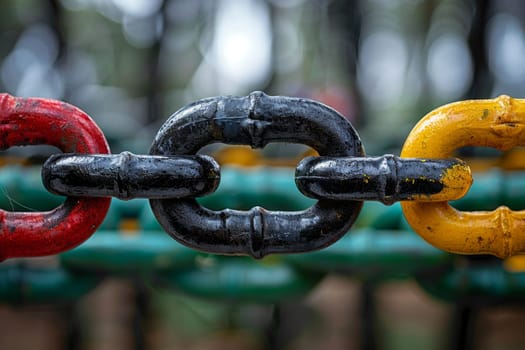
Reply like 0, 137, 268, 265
296, 155, 466, 204
43, 152, 220, 200
149, 91, 364, 258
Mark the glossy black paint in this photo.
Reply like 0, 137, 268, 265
296, 155, 465, 205
149, 91, 364, 258
42, 151, 220, 200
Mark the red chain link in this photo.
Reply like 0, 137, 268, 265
0, 94, 110, 260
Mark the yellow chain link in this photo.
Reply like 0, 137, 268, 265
401, 95, 525, 258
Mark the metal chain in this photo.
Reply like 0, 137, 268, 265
1, 92, 523, 263
148, 91, 365, 258
37, 91, 471, 259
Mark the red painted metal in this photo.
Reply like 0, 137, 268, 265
0, 94, 111, 260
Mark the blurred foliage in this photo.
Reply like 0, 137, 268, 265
2, 0, 524, 156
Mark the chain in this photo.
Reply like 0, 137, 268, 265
0, 91, 524, 264
10, 91, 468, 259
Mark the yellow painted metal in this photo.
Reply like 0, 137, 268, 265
401, 95, 525, 258
403, 161, 471, 201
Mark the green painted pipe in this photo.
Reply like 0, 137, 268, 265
451, 169, 525, 211
60, 231, 198, 273
0, 264, 98, 303
198, 166, 313, 210
109, 198, 149, 218
5, 229, 525, 304
417, 264, 525, 304
63, 229, 320, 303
285, 228, 450, 279
367, 203, 405, 230
3, 238, 319, 304
98, 198, 149, 230
139, 205, 161, 231
0, 165, 62, 211
158, 256, 321, 303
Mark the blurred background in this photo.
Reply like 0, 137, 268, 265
3, 0, 521, 153
1, 0, 525, 349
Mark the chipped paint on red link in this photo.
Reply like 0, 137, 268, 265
0, 93, 110, 260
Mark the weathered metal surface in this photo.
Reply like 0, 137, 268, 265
42, 152, 220, 200
296, 155, 470, 204
401, 95, 525, 258
0, 93, 110, 261
149, 91, 364, 258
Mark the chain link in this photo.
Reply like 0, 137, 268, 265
401, 95, 525, 258
148, 91, 364, 258
296, 154, 469, 204
0, 93, 110, 260
43, 152, 220, 200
